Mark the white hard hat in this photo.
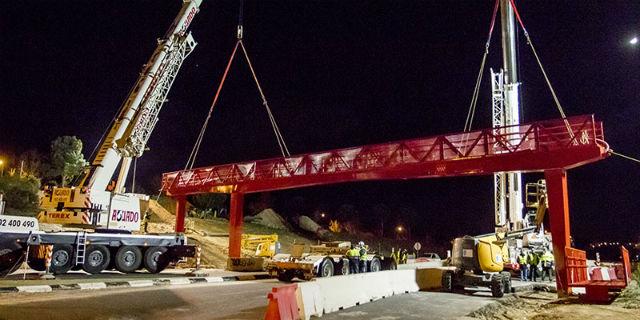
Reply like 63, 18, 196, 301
358, 241, 365, 247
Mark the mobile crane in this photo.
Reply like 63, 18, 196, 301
0, 0, 202, 277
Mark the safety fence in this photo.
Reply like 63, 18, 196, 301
565, 246, 632, 302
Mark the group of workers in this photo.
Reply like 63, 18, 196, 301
346, 241, 369, 273
517, 249, 555, 282
390, 247, 408, 264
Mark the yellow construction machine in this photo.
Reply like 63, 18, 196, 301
442, 235, 512, 297
240, 234, 279, 258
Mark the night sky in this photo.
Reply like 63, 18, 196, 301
1, 1, 638, 246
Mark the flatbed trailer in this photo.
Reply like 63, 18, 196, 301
266, 241, 396, 281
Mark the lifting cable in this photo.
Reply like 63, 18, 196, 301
463, 0, 500, 133
609, 150, 640, 164
185, 0, 290, 170
507, 0, 575, 139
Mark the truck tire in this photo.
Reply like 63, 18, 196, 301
51, 244, 74, 274
0, 249, 25, 277
277, 270, 295, 282
337, 259, 350, 276
369, 257, 381, 272
442, 271, 454, 292
144, 246, 169, 274
82, 245, 110, 274
318, 258, 334, 277
490, 275, 505, 298
115, 246, 142, 273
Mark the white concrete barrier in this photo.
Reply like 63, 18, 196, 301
296, 282, 323, 320
296, 269, 423, 319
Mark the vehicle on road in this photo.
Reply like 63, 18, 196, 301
441, 236, 512, 298
416, 252, 441, 263
266, 241, 396, 281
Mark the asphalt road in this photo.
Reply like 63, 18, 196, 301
0, 279, 278, 320
322, 290, 496, 320
0, 277, 509, 320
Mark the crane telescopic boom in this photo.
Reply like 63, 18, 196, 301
85, 0, 202, 194
39, 0, 202, 230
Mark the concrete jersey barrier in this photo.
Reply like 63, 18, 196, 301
296, 269, 431, 320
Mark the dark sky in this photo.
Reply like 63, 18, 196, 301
1, 1, 638, 246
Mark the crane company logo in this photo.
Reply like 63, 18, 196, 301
180, 7, 197, 34
54, 189, 70, 196
48, 213, 70, 219
111, 210, 139, 223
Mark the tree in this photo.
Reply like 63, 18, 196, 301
48, 136, 88, 186
18, 149, 44, 178
0, 174, 41, 216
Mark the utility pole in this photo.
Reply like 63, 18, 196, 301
493, 0, 524, 232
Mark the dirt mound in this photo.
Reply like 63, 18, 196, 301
470, 288, 640, 320
247, 209, 289, 230
147, 199, 175, 224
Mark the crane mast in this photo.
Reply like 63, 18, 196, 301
493, 0, 524, 232
86, 0, 201, 194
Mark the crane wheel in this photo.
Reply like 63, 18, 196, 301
144, 246, 169, 274
51, 244, 74, 275
82, 245, 110, 274
0, 248, 25, 277
115, 246, 142, 273
318, 258, 334, 277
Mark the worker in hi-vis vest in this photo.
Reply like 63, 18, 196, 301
346, 244, 360, 274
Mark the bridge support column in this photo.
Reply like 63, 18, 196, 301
175, 195, 187, 233
228, 192, 244, 258
544, 169, 572, 298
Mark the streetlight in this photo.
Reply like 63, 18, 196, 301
630, 37, 638, 45
396, 225, 403, 232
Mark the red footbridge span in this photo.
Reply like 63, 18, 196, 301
162, 114, 608, 296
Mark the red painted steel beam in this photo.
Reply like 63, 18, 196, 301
174, 195, 187, 233
162, 115, 608, 197
545, 169, 572, 297
228, 192, 244, 258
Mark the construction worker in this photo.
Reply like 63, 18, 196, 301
400, 249, 408, 264
346, 244, 360, 274
358, 241, 367, 273
517, 251, 528, 281
528, 251, 540, 282
540, 250, 555, 281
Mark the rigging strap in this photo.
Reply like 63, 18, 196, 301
185, 2, 291, 170
463, 0, 500, 133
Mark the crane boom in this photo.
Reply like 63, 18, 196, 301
87, 0, 201, 193
39, 0, 202, 230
